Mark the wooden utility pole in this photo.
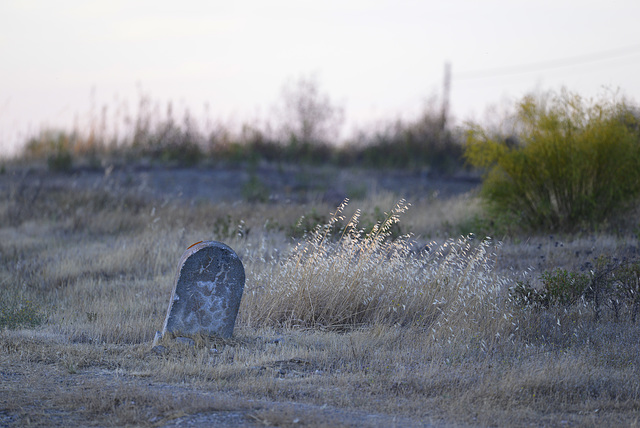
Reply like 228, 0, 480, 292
440, 61, 451, 132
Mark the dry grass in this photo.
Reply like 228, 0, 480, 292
1, 168, 640, 427
0, 334, 247, 427
242, 199, 511, 344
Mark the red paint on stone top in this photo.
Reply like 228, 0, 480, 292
187, 240, 204, 250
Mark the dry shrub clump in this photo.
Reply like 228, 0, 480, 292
243, 199, 512, 343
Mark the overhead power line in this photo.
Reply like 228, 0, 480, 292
454, 44, 640, 80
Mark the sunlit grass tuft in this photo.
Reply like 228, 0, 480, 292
242, 199, 513, 344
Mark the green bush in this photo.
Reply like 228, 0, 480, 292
510, 269, 590, 308
0, 295, 45, 329
128, 116, 204, 165
47, 147, 74, 172
346, 112, 464, 172
616, 260, 640, 322
588, 255, 640, 322
465, 89, 640, 231
241, 174, 270, 203
212, 214, 250, 238
25, 130, 75, 172
290, 209, 329, 238
510, 256, 640, 322
509, 280, 547, 308
540, 268, 591, 307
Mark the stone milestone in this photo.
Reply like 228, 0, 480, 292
156, 241, 245, 343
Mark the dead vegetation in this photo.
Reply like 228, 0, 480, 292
1, 165, 640, 427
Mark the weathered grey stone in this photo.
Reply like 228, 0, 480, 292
157, 241, 245, 342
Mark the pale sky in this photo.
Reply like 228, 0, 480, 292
1, 0, 640, 155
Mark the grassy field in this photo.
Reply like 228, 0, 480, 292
1, 162, 639, 427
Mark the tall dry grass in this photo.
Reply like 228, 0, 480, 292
242, 199, 512, 348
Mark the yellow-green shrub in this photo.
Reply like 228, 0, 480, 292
465, 89, 640, 231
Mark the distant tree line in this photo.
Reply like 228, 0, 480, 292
20, 76, 464, 174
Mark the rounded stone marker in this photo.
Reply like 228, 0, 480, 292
158, 241, 245, 340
